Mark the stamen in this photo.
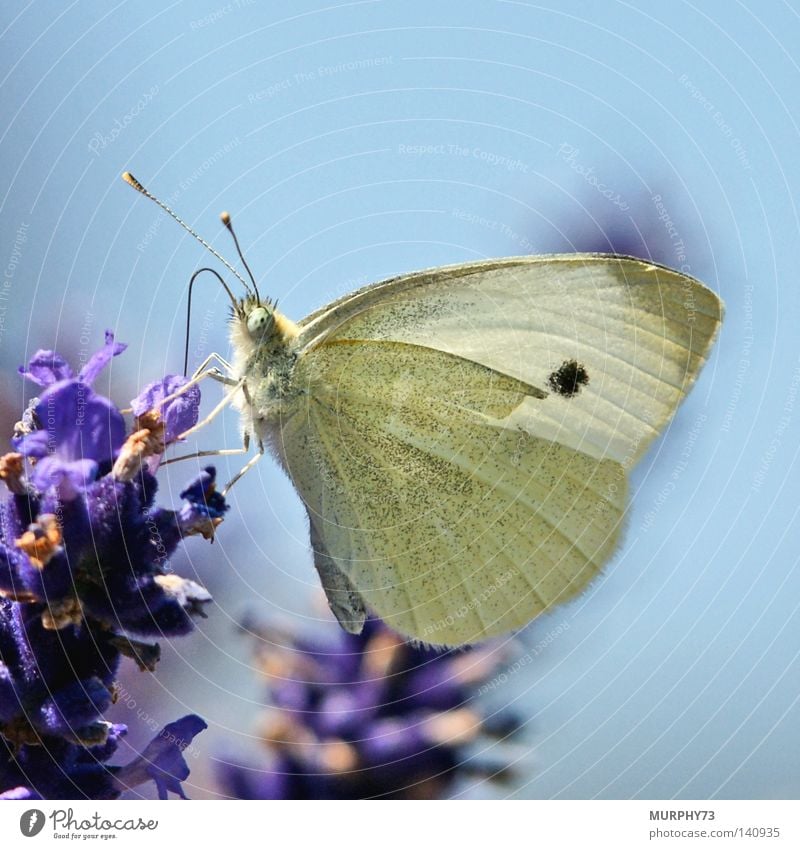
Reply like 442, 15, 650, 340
15, 514, 62, 569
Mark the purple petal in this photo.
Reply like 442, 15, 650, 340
35, 677, 111, 738
360, 716, 425, 764
0, 786, 42, 800
16, 382, 126, 495
177, 467, 229, 535
0, 661, 18, 723
114, 714, 207, 799
29, 456, 99, 500
84, 723, 127, 763
216, 758, 294, 800
131, 375, 200, 444
13, 429, 49, 459
405, 663, 465, 711
18, 350, 73, 386
315, 686, 382, 738
78, 330, 127, 385
179, 467, 218, 504
0, 542, 47, 604
179, 467, 228, 517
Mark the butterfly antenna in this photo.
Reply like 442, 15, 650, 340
220, 211, 261, 302
183, 267, 238, 376
121, 171, 254, 297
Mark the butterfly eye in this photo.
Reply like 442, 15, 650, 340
246, 306, 273, 337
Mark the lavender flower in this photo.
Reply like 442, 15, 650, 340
217, 617, 518, 799
1, 713, 207, 800
1, 332, 227, 799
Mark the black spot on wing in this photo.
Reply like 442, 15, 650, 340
548, 359, 589, 397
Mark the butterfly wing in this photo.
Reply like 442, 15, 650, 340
298, 254, 722, 466
283, 339, 627, 644
281, 255, 722, 645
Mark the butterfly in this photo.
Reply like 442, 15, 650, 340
124, 174, 723, 647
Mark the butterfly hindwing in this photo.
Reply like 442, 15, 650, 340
280, 339, 627, 645
307, 516, 367, 634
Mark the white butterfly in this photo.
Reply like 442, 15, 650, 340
125, 175, 723, 647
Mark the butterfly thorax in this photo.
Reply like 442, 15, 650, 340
230, 303, 303, 442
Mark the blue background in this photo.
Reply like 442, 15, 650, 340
1, 1, 798, 799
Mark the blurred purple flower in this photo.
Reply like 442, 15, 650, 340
217, 617, 519, 800
533, 178, 712, 276
113, 714, 207, 799
1, 332, 226, 799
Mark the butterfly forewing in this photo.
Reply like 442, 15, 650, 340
298, 255, 722, 466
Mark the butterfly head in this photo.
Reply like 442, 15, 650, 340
231, 295, 299, 359
243, 299, 275, 339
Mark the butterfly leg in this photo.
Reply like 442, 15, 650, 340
160, 367, 256, 472
154, 360, 265, 491
160, 432, 251, 468
148, 365, 241, 420
175, 377, 246, 441
171, 413, 263, 492
189, 352, 234, 380
222, 438, 264, 495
